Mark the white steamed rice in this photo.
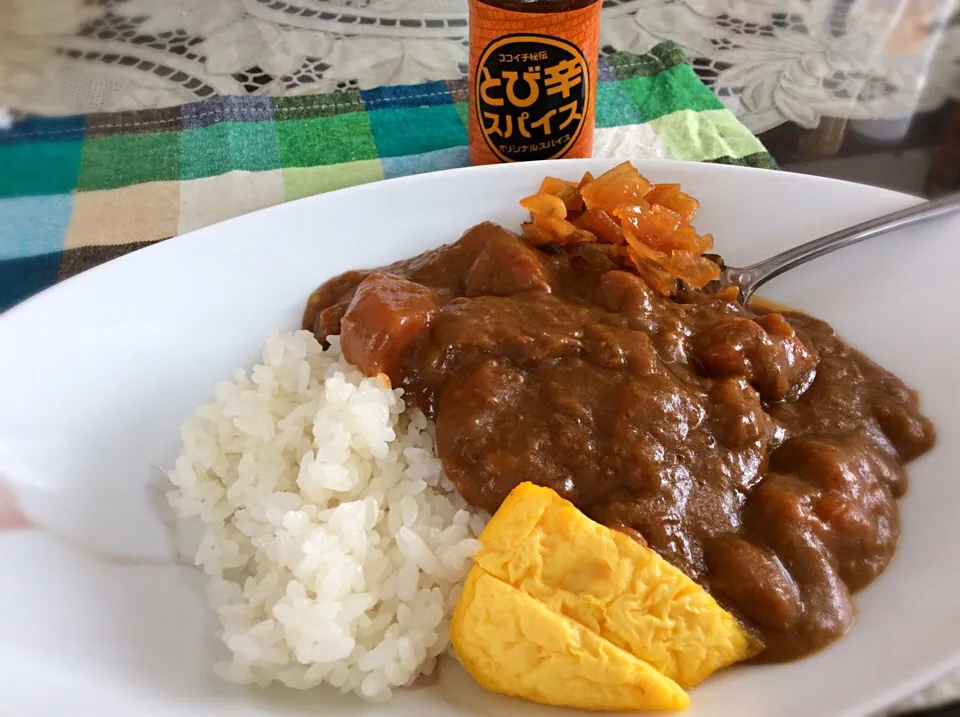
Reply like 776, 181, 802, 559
166, 329, 486, 701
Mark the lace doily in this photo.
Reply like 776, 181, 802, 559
1, 0, 958, 134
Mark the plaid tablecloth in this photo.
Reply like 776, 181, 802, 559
0, 42, 774, 311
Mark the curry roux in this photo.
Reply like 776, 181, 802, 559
303, 222, 936, 661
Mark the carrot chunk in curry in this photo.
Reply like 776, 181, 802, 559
340, 272, 438, 382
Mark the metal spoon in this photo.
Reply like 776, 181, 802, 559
713, 190, 960, 303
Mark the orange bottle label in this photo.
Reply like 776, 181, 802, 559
467, 0, 601, 165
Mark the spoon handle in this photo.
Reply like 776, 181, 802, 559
729, 190, 960, 301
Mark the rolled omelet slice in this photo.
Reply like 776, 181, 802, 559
451, 566, 690, 712
473, 482, 762, 688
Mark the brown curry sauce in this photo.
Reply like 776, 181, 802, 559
303, 222, 935, 661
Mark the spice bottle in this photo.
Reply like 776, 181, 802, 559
467, 0, 602, 165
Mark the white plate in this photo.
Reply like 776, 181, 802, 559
0, 159, 958, 717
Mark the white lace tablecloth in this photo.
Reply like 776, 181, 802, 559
1, 0, 959, 135
1, 0, 959, 712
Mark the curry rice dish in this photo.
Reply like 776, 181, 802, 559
167, 162, 935, 707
